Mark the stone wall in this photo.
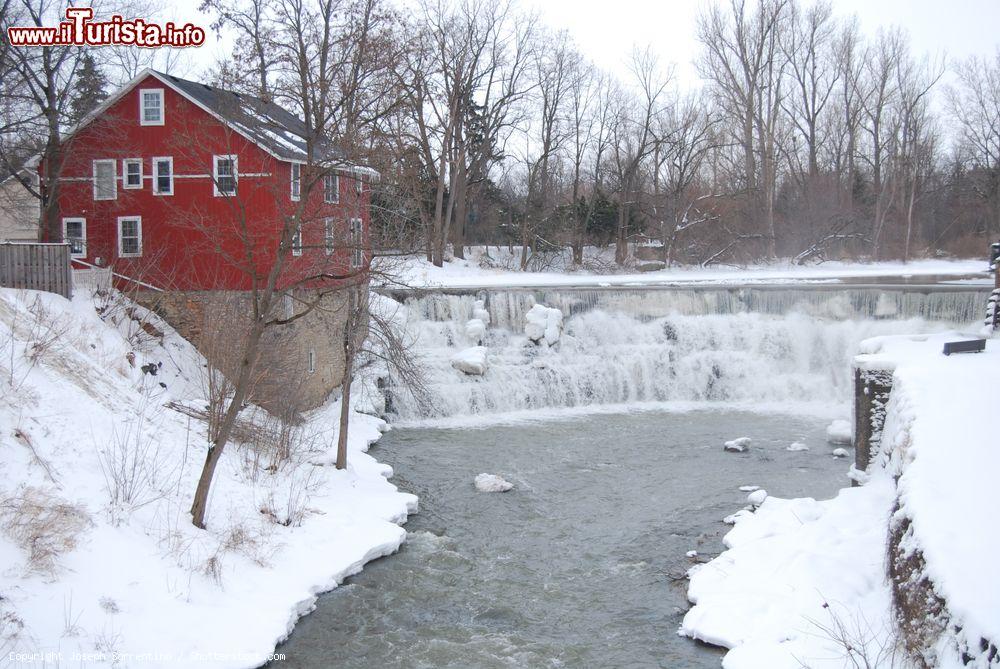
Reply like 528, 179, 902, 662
136, 288, 352, 414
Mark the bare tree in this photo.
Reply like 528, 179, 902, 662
948, 50, 1000, 237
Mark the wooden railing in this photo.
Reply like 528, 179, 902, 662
0, 242, 73, 299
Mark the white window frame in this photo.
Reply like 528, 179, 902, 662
117, 216, 143, 258
123, 158, 143, 189
324, 217, 335, 256
92, 159, 117, 201
349, 217, 363, 268
290, 162, 301, 201
152, 156, 173, 195
291, 225, 303, 256
139, 88, 164, 126
307, 349, 316, 374
62, 217, 86, 258
213, 154, 238, 197
324, 173, 339, 204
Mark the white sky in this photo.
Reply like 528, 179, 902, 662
166, 0, 1000, 87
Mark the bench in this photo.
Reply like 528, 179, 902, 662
942, 339, 986, 356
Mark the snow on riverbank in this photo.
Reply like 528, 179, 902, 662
682, 330, 1000, 667
0, 286, 416, 668
380, 247, 989, 290
859, 332, 1000, 665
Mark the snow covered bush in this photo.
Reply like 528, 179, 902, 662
97, 386, 176, 524
0, 487, 92, 576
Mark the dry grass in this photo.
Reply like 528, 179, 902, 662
0, 487, 92, 576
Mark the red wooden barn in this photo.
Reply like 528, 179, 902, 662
45, 68, 372, 292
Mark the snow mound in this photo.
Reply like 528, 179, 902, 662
474, 473, 513, 493
786, 442, 809, 452
832, 447, 850, 458
825, 419, 853, 444
747, 489, 768, 506
686, 550, 699, 558
472, 299, 491, 325
465, 318, 486, 343
723, 437, 751, 452
451, 346, 489, 375
524, 303, 563, 346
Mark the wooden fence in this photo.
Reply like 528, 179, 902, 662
0, 242, 73, 299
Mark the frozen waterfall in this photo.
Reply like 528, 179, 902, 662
384, 286, 987, 420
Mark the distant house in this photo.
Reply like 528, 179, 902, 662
41, 69, 375, 411
0, 163, 40, 242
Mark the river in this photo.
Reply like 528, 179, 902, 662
275, 283, 987, 667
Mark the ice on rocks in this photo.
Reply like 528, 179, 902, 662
686, 550, 699, 558
826, 419, 853, 444
472, 299, 491, 325
738, 485, 760, 492
832, 447, 850, 458
846, 464, 870, 485
524, 303, 563, 346
723, 437, 752, 452
451, 346, 489, 375
474, 473, 513, 493
465, 318, 486, 343
747, 489, 768, 506
786, 442, 809, 451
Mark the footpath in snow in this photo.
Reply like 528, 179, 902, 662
0, 284, 416, 668
680, 330, 999, 668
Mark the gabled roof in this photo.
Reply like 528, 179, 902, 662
61, 68, 378, 179
153, 70, 340, 164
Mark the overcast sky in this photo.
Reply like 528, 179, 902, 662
170, 0, 1000, 87
521, 0, 1000, 88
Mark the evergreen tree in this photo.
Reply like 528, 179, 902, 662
69, 53, 109, 125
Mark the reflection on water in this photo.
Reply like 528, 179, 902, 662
276, 409, 850, 668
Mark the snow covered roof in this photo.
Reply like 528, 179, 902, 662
152, 71, 340, 164
59, 69, 379, 180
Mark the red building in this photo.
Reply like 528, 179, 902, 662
46, 68, 371, 292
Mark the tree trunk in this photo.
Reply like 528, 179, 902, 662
190, 312, 266, 528
336, 367, 352, 470
336, 285, 359, 470
451, 159, 468, 260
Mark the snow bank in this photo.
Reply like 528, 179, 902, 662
524, 303, 563, 345
451, 346, 489, 375
379, 248, 988, 291
684, 332, 1000, 667
681, 480, 897, 667
0, 286, 417, 668
474, 473, 513, 493
859, 333, 1000, 662
723, 437, 751, 452
825, 419, 853, 444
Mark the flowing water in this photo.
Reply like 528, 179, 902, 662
276, 284, 988, 668
278, 409, 848, 668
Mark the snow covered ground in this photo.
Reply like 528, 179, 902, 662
380, 247, 990, 290
681, 330, 999, 668
0, 282, 416, 668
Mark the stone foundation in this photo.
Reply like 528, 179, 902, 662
136, 288, 353, 414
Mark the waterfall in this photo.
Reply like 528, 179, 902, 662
386, 286, 988, 420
